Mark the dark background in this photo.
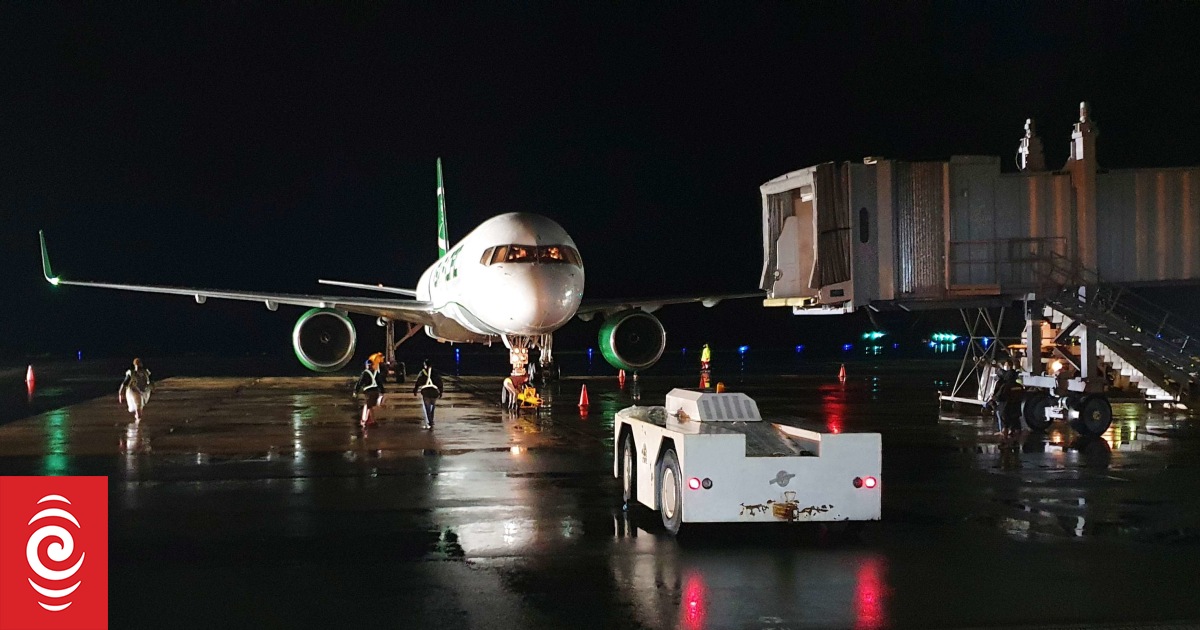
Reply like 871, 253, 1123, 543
4, 2, 1200, 365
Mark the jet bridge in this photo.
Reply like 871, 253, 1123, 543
760, 103, 1200, 432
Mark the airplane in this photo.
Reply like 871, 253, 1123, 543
38, 159, 760, 385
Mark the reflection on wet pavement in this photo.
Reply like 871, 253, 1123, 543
0, 365, 1197, 628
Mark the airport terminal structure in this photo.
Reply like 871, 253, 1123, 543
760, 103, 1200, 433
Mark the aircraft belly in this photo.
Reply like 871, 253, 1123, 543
424, 302, 496, 343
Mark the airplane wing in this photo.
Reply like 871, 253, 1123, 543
38, 231, 437, 326
576, 291, 765, 321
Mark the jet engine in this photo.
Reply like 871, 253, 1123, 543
291, 307, 357, 372
598, 310, 666, 371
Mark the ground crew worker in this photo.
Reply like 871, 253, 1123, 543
354, 359, 386, 427
413, 358, 444, 429
502, 376, 520, 410
118, 358, 153, 422
989, 358, 1021, 435
700, 344, 712, 370
367, 352, 385, 371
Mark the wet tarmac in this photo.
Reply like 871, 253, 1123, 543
3, 363, 1200, 629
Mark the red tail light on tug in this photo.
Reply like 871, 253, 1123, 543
852, 476, 878, 489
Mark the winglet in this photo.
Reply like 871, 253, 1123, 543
38, 231, 60, 285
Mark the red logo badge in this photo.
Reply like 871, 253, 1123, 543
0, 476, 108, 630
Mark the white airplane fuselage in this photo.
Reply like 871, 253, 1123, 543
416, 212, 585, 342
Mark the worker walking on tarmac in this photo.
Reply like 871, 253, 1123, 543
118, 357, 153, 422
700, 344, 712, 371
413, 358, 444, 429
354, 359, 386, 427
989, 358, 1022, 436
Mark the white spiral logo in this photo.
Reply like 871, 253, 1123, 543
26, 494, 86, 612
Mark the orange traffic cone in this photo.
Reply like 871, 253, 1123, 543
715, 382, 726, 393
838, 364, 847, 382
579, 384, 590, 408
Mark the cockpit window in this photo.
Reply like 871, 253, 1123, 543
485, 244, 582, 266
540, 245, 582, 265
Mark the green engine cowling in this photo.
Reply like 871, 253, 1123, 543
292, 307, 357, 372
598, 310, 666, 371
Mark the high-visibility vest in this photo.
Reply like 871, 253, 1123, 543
419, 369, 439, 393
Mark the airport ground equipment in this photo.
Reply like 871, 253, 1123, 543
759, 102, 1200, 433
517, 385, 542, 409
613, 389, 881, 535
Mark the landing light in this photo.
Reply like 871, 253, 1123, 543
688, 477, 701, 490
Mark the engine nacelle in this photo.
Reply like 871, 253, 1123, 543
598, 310, 666, 371
292, 307, 357, 372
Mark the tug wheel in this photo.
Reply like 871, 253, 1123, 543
621, 435, 637, 506
657, 448, 683, 535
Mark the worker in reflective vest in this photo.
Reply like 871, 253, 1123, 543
412, 359, 444, 429
354, 360, 386, 427
700, 344, 712, 370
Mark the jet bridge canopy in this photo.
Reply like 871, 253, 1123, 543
761, 103, 1200, 315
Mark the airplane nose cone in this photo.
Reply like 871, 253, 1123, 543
499, 267, 583, 334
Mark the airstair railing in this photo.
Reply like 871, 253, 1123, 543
1034, 252, 1200, 397
1040, 251, 1200, 366
946, 237, 1071, 291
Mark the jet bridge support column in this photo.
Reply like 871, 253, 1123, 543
1023, 299, 1043, 375
939, 308, 1007, 408
1076, 287, 1097, 380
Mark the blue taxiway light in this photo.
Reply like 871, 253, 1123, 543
795, 344, 805, 352
738, 345, 749, 354
842, 343, 853, 351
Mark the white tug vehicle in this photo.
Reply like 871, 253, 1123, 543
614, 389, 882, 534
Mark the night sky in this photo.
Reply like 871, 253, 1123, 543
5, 3, 1200, 363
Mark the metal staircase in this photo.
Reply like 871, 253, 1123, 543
1042, 275, 1200, 403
